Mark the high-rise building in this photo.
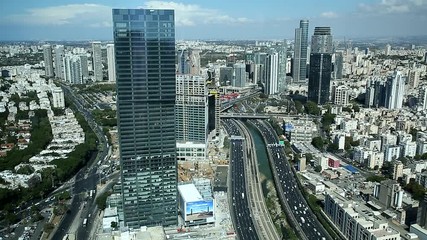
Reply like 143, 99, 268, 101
385, 71, 405, 110
334, 51, 343, 79
80, 55, 89, 82
418, 194, 427, 228
54, 45, 65, 79
177, 49, 190, 74
63, 54, 82, 84
43, 44, 54, 78
189, 49, 201, 75
293, 19, 309, 84
408, 70, 420, 89
308, 27, 333, 105
92, 41, 103, 81
419, 86, 427, 110
373, 179, 403, 209
273, 40, 287, 91
233, 63, 246, 87
113, 8, 177, 228
176, 75, 208, 162
393, 161, 403, 180
219, 67, 233, 86
265, 51, 279, 95
51, 87, 65, 109
106, 44, 116, 82
385, 44, 391, 56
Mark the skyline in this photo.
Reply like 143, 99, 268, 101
1, 0, 427, 41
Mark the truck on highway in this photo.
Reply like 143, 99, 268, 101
242, 193, 245, 199
83, 218, 87, 227
300, 217, 305, 223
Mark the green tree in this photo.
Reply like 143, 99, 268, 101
405, 180, 426, 201
294, 100, 303, 114
314, 165, 322, 172
111, 221, 118, 229
352, 104, 360, 112
311, 137, 324, 150
96, 191, 112, 210
305, 101, 321, 115
366, 175, 387, 182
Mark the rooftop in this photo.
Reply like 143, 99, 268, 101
178, 183, 203, 203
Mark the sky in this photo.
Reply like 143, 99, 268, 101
0, 0, 426, 41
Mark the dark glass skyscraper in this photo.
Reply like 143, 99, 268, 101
308, 27, 333, 105
112, 8, 177, 228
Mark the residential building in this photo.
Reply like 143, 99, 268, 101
54, 45, 65, 79
51, 87, 65, 109
176, 75, 208, 162
43, 44, 54, 77
265, 51, 279, 95
385, 71, 405, 110
92, 41, 103, 81
106, 44, 116, 82
393, 161, 403, 180
113, 8, 177, 228
332, 85, 350, 106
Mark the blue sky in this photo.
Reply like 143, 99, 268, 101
0, 0, 426, 41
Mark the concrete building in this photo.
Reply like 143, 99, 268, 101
92, 41, 103, 81
332, 85, 350, 106
80, 55, 89, 82
176, 75, 208, 162
106, 44, 116, 83
51, 87, 65, 109
178, 184, 214, 226
325, 190, 401, 240
43, 44, 54, 78
373, 180, 403, 209
393, 161, 404, 180
113, 8, 177, 228
265, 51, 279, 95
384, 145, 401, 162
233, 63, 246, 88
63, 54, 82, 84
386, 71, 405, 110
54, 45, 65, 79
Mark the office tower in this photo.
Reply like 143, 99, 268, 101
334, 51, 343, 79
233, 63, 246, 87
79, 55, 89, 83
274, 40, 287, 91
332, 85, 349, 106
51, 87, 65, 109
385, 71, 405, 110
106, 44, 116, 82
219, 67, 233, 86
385, 44, 391, 55
54, 45, 65, 79
43, 44, 54, 77
265, 51, 279, 95
177, 49, 190, 74
418, 194, 427, 228
113, 8, 177, 228
424, 52, 427, 64
63, 54, 82, 84
308, 27, 333, 105
252, 64, 263, 84
92, 41, 103, 81
176, 75, 208, 162
293, 19, 309, 84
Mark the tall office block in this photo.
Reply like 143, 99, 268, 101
385, 71, 405, 110
106, 44, 116, 82
54, 45, 65, 79
334, 51, 343, 79
419, 86, 427, 110
43, 44, 54, 78
177, 49, 190, 74
308, 27, 333, 105
92, 41, 103, 81
385, 44, 391, 55
176, 75, 208, 162
418, 194, 427, 228
293, 20, 309, 84
265, 51, 279, 95
189, 49, 201, 75
113, 8, 177, 228
219, 67, 233, 86
233, 63, 246, 87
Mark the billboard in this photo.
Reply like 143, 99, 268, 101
185, 200, 214, 222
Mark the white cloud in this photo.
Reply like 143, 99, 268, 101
359, 0, 427, 14
141, 1, 251, 26
320, 11, 338, 18
7, 4, 112, 27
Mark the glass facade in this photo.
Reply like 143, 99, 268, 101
112, 8, 177, 228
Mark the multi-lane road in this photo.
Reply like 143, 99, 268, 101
222, 119, 259, 240
249, 119, 330, 240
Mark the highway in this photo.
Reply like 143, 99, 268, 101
50, 82, 110, 240
222, 119, 258, 240
248, 119, 331, 240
